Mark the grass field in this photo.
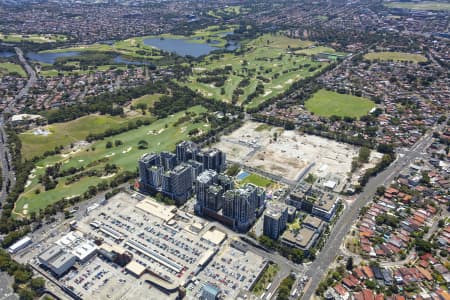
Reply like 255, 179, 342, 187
240, 173, 274, 188
208, 6, 247, 18
183, 33, 328, 109
0, 62, 26, 77
19, 114, 152, 160
0, 33, 67, 43
364, 51, 427, 63
385, 1, 450, 11
15, 106, 209, 216
131, 93, 163, 107
305, 89, 376, 118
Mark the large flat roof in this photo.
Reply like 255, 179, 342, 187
125, 260, 147, 277
135, 198, 176, 222
202, 228, 226, 246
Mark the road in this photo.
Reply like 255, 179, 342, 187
0, 117, 15, 204
13, 47, 37, 109
301, 128, 440, 300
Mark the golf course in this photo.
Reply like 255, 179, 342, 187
183, 33, 330, 108
15, 105, 209, 216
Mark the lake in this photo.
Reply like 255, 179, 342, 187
143, 37, 239, 57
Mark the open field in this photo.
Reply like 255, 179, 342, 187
385, 1, 450, 11
305, 89, 376, 118
363, 51, 427, 63
183, 34, 328, 108
15, 106, 209, 215
39, 64, 128, 77
0, 33, 67, 43
19, 114, 151, 160
216, 121, 362, 182
0, 62, 26, 77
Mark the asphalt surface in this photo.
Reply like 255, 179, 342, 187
0, 117, 14, 204
0, 47, 35, 205
301, 128, 441, 300
13, 47, 37, 106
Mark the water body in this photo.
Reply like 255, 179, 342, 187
0, 51, 14, 58
143, 37, 239, 57
26, 51, 81, 64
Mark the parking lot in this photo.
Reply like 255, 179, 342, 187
186, 240, 268, 300
75, 193, 221, 288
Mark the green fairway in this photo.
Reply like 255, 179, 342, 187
0, 33, 67, 43
131, 93, 163, 107
183, 34, 328, 109
19, 114, 152, 160
305, 89, 376, 118
385, 1, 450, 11
240, 173, 274, 188
364, 51, 427, 63
0, 62, 26, 77
15, 106, 209, 216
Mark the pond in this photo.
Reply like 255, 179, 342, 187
143, 37, 239, 57
0, 51, 14, 58
26, 51, 81, 64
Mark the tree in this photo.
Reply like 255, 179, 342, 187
13, 269, 32, 284
346, 257, 353, 271
30, 277, 45, 292
138, 140, 148, 149
105, 141, 113, 149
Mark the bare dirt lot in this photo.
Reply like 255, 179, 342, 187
216, 121, 361, 181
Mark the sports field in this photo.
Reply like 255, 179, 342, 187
305, 89, 376, 118
0, 62, 26, 77
15, 106, 209, 216
364, 51, 427, 63
240, 173, 274, 188
19, 114, 152, 160
385, 1, 450, 11
184, 34, 328, 108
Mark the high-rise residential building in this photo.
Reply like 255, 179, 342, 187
176, 141, 226, 173
195, 169, 218, 214
199, 148, 227, 173
222, 184, 265, 232
138, 153, 162, 191
186, 159, 204, 179
139, 153, 193, 205
176, 141, 199, 163
263, 201, 288, 240
162, 163, 193, 205
206, 185, 224, 211
160, 151, 177, 171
